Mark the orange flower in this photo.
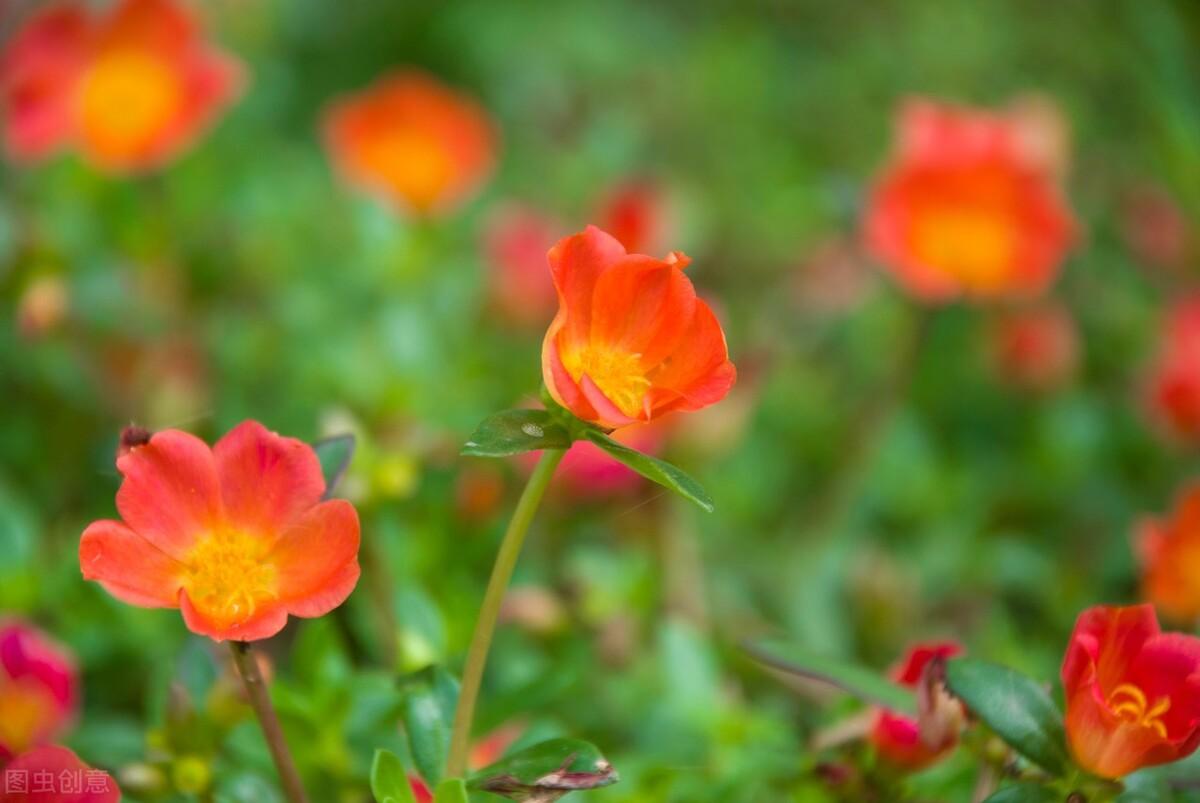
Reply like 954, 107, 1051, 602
1138, 484, 1200, 622
1, 745, 120, 802
0, 622, 78, 761
323, 70, 496, 216
79, 421, 361, 642
864, 99, 1076, 302
1145, 298, 1200, 442
989, 303, 1079, 391
0, 0, 244, 172
869, 641, 965, 770
542, 226, 736, 429
1062, 604, 1200, 779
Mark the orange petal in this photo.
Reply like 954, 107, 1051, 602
179, 589, 288, 642
115, 428, 221, 560
579, 374, 639, 429
547, 226, 626, 347
213, 420, 325, 538
589, 256, 696, 367
648, 301, 735, 414
269, 499, 361, 618
541, 327, 596, 421
79, 519, 185, 607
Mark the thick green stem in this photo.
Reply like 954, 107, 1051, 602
445, 448, 565, 780
229, 642, 310, 803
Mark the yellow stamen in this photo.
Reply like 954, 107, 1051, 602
359, 129, 454, 211
910, 207, 1016, 291
76, 49, 182, 157
1109, 683, 1171, 739
184, 530, 277, 626
560, 345, 651, 419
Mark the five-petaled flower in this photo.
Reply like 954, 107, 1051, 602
864, 99, 1076, 302
869, 641, 965, 770
542, 226, 736, 430
1145, 297, 1200, 443
1138, 485, 1200, 623
0, 0, 244, 172
1062, 603, 1200, 779
0, 622, 77, 762
79, 421, 361, 642
323, 69, 496, 216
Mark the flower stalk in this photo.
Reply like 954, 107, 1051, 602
229, 642, 310, 803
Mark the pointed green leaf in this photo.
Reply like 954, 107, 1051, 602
584, 430, 713, 512
433, 778, 468, 803
312, 433, 356, 500
371, 749, 418, 803
944, 658, 1070, 776
982, 783, 1059, 803
469, 738, 619, 801
1117, 768, 1174, 802
743, 640, 915, 715
399, 666, 459, 787
462, 410, 572, 457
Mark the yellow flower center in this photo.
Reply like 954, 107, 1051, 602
75, 49, 182, 160
359, 129, 455, 212
561, 345, 651, 419
910, 207, 1016, 291
1109, 683, 1170, 738
183, 530, 277, 626
0, 678, 56, 753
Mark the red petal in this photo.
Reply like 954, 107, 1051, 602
115, 429, 221, 560
179, 589, 288, 643
579, 374, 638, 429
1065, 684, 1172, 778
79, 519, 185, 607
213, 420, 325, 539
588, 256, 696, 366
1062, 604, 1160, 698
541, 327, 596, 421
547, 226, 626, 347
1, 745, 120, 803
269, 500, 361, 618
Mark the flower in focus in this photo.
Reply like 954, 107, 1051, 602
1145, 297, 1200, 442
864, 98, 1076, 302
1138, 485, 1200, 623
989, 303, 1079, 391
79, 421, 361, 642
869, 641, 965, 770
0, 622, 77, 761
0, 745, 120, 802
542, 226, 736, 429
596, 180, 671, 256
323, 70, 496, 216
0, 0, 244, 172
483, 202, 561, 326
1062, 603, 1200, 779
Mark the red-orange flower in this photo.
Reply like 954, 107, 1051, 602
0, 745, 120, 802
1138, 485, 1200, 623
541, 226, 736, 429
1145, 298, 1200, 442
864, 99, 1076, 302
0, 0, 244, 172
869, 641, 965, 770
323, 70, 496, 216
79, 421, 361, 642
0, 622, 78, 761
989, 303, 1079, 392
1062, 604, 1200, 779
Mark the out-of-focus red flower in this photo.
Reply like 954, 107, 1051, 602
79, 421, 361, 642
323, 70, 496, 216
989, 303, 1079, 391
454, 464, 506, 524
470, 723, 524, 769
542, 226, 735, 429
482, 203, 561, 326
864, 99, 1076, 303
596, 181, 670, 256
408, 776, 432, 803
1145, 298, 1200, 442
1138, 485, 1200, 623
1062, 604, 1200, 779
0, 745, 120, 802
0, 0, 244, 172
0, 622, 77, 762
1122, 185, 1193, 273
869, 642, 965, 770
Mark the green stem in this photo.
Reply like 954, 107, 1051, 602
445, 448, 566, 780
229, 642, 310, 803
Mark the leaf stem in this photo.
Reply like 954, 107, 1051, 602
229, 642, 310, 803
445, 448, 566, 780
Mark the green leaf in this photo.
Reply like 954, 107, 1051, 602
462, 410, 572, 457
584, 430, 714, 512
982, 783, 1060, 803
312, 433, 356, 500
371, 749, 417, 803
944, 658, 1070, 776
433, 778, 468, 803
399, 666, 459, 788
469, 737, 619, 801
1117, 769, 1174, 802
743, 640, 915, 715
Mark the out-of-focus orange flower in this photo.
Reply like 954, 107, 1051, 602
542, 226, 735, 429
79, 421, 361, 642
1145, 298, 1200, 442
868, 641, 965, 770
323, 70, 496, 216
1138, 485, 1200, 623
0, 622, 78, 762
1062, 604, 1200, 779
989, 303, 1079, 391
864, 99, 1076, 302
483, 202, 561, 326
0, 0, 244, 172
0, 745, 120, 802
596, 181, 671, 256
